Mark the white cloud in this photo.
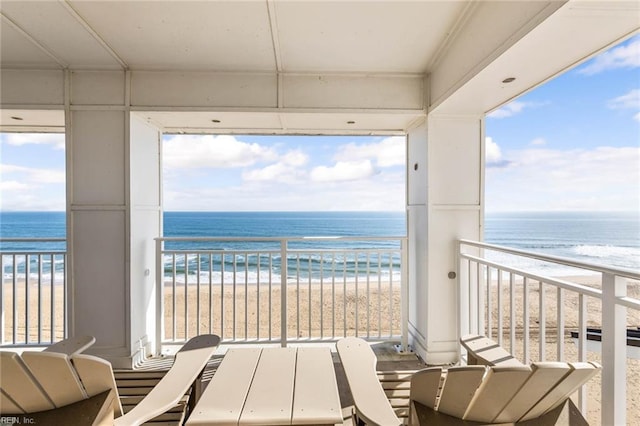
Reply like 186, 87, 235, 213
486, 146, 640, 212
635, 112, 640, 122
485, 137, 502, 164
1, 163, 65, 184
0, 180, 32, 191
281, 150, 308, 167
1, 133, 65, 150
608, 89, 640, 110
0, 163, 66, 211
333, 136, 405, 167
163, 135, 278, 169
578, 37, 640, 75
485, 137, 511, 168
310, 160, 376, 182
241, 149, 308, 183
242, 162, 305, 183
530, 137, 546, 146
487, 101, 543, 119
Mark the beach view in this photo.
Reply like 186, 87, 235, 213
1, 9, 638, 424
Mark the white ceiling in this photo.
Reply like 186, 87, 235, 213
0, 1, 466, 73
1, 1, 638, 134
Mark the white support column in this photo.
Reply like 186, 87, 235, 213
406, 114, 483, 365
129, 112, 162, 358
601, 273, 627, 425
67, 71, 161, 368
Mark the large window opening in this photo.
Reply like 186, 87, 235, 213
0, 131, 67, 345
158, 133, 407, 343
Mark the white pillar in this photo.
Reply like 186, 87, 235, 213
67, 71, 161, 367
406, 114, 483, 365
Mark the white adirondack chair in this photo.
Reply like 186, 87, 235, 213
337, 337, 600, 426
0, 334, 220, 426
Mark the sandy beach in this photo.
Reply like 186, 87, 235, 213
3, 275, 639, 424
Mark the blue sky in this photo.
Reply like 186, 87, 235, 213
1, 35, 638, 213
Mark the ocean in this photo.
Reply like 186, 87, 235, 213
1, 211, 638, 278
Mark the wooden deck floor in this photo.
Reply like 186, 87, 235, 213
115, 342, 425, 425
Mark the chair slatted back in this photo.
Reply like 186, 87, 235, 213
493, 361, 571, 423
436, 366, 485, 419
409, 367, 442, 410
0, 391, 24, 414
463, 365, 532, 423
72, 353, 123, 417
21, 351, 87, 409
519, 362, 601, 422
0, 352, 54, 414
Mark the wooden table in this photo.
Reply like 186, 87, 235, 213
186, 347, 343, 425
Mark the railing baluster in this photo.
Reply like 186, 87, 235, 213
378, 252, 382, 339
209, 253, 213, 335
523, 276, 530, 363
13, 255, 17, 344
232, 254, 237, 341
487, 266, 492, 339
331, 252, 336, 339
366, 253, 371, 338
296, 253, 300, 339
320, 252, 324, 340
509, 272, 515, 356
196, 253, 201, 337
50, 254, 55, 343
184, 254, 189, 340
244, 252, 248, 341
280, 239, 288, 347
38, 254, 42, 344
497, 269, 503, 346
220, 253, 225, 341
256, 253, 260, 341
355, 251, 359, 337
25, 254, 30, 344
1, 255, 5, 344
539, 281, 545, 361
308, 253, 312, 339
578, 293, 587, 413
172, 254, 176, 341
268, 254, 272, 340
343, 252, 347, 337
556, 287, 564, 361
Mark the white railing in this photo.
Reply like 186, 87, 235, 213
0, 238, 67, 346
156, 236, 408, 350
458, 239, 640, 426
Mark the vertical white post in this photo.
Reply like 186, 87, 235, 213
601, 273, 626, 426
400, 239, 409, 352
280, 239, 288, 347
155, 238, 163, 355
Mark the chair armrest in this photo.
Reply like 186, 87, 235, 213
44, 335, 96, 356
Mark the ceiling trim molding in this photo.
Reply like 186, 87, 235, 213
60, 0, 129, 70
0, 12, 68, 69
266, 0, 283, 72
426, 1, 479, 72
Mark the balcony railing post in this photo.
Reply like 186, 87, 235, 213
400, 238, 408, 352
601, 272, 626, 426
280, 239, 288, 347
155, 238, 164, 356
